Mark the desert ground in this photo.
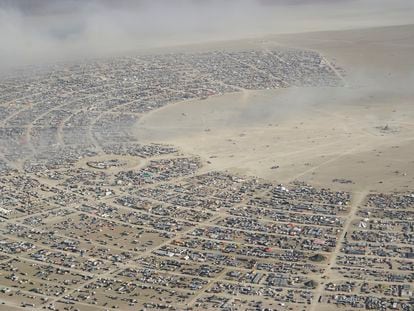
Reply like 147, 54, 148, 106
136, 24, 414, 193
1, 24, 413, 311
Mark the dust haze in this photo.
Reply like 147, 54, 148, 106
1, 2, 414, 309
1, 0, 414, 70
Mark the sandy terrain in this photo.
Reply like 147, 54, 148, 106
1, 23, 413, 311
135, 24, 414, 192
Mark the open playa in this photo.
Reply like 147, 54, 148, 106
0, 1, 413, 308
136, 24, 414, 193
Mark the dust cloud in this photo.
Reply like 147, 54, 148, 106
0, 0, 414, 71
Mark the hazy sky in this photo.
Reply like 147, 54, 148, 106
1, 0, 413, 70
